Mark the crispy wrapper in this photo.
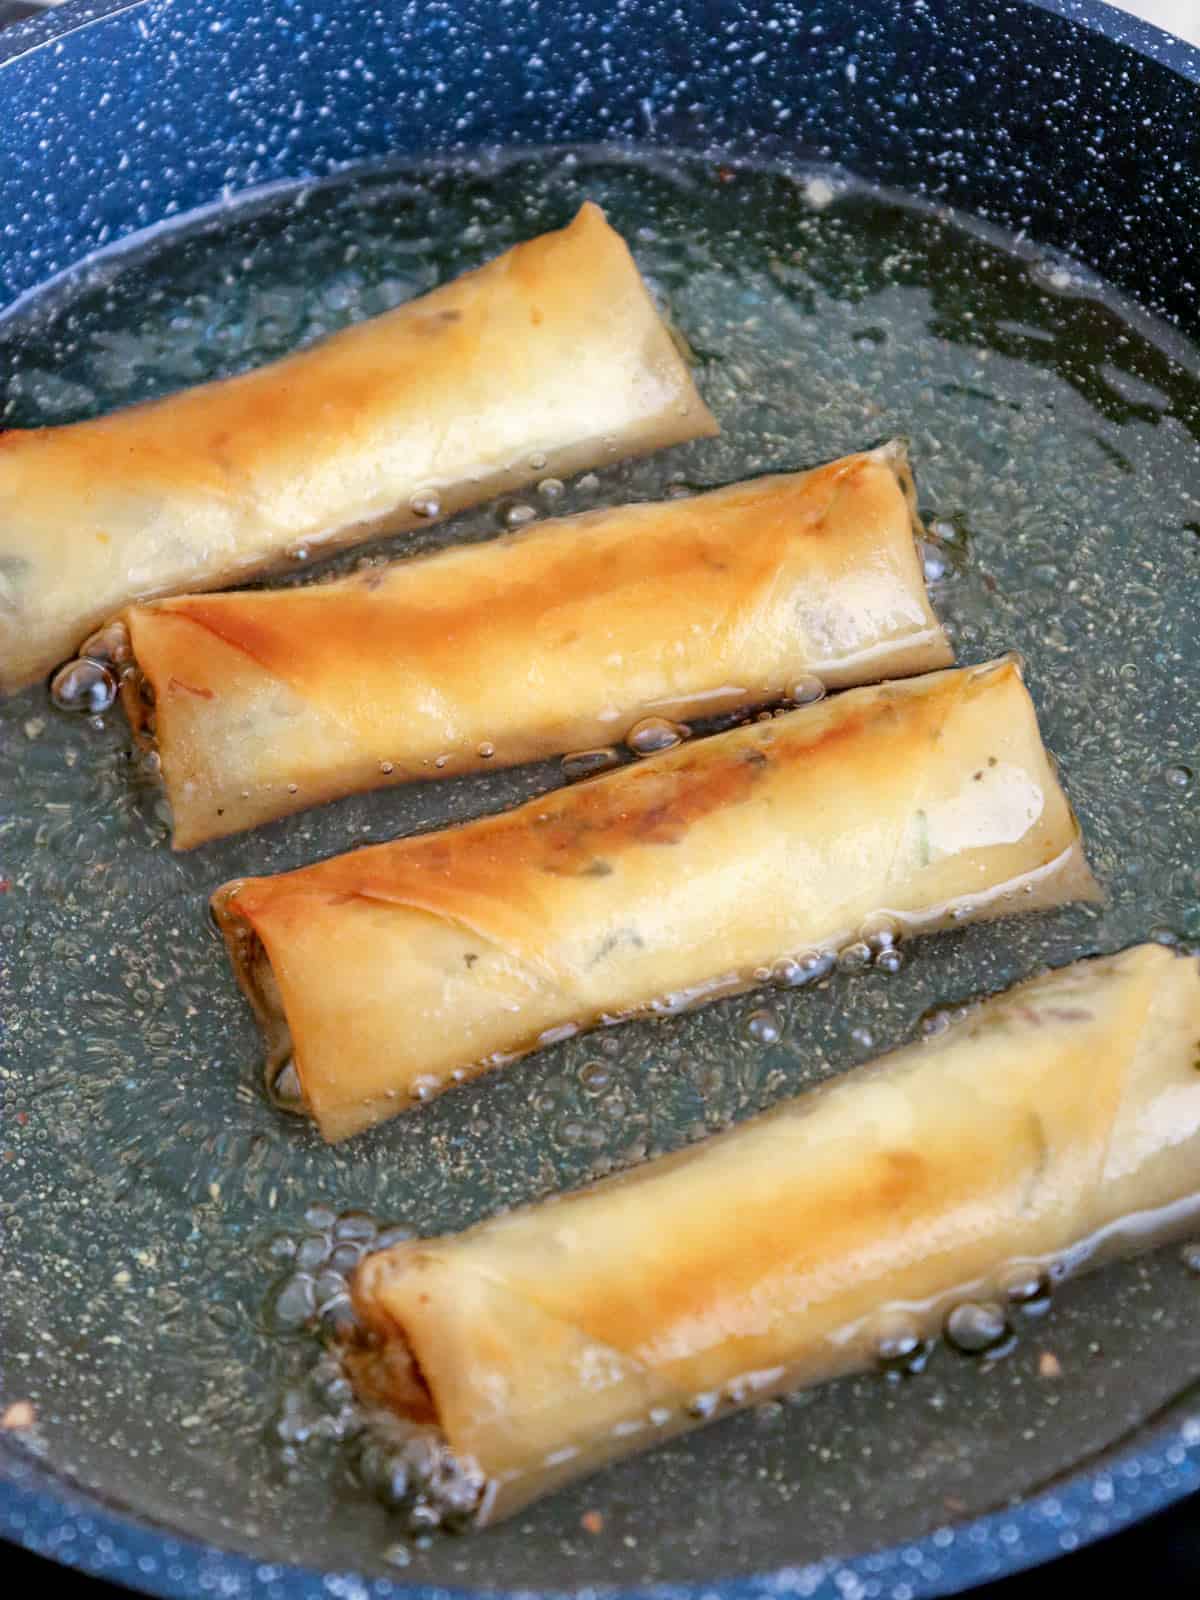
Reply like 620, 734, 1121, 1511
212, 657, 1099, 1142
346, 942, 1200, 1524
0, 202, 716, 693
120, 442, 950, 847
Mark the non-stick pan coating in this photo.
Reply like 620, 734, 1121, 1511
2, 2, 1199, 1595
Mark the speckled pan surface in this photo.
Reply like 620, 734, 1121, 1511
2, 1, 1200, 1597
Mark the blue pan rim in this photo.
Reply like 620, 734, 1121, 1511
3, 1406, 1199, 1597
2, 0, 1200, 1593
2, 0, 1199, 77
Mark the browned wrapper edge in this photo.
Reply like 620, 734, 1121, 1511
212, 837, 1101, 1145
0, 204, 719, 698
209, 881, 301, 1110
346, 942, 1200, 1530
119, 438, 941, 851
208, 655, 1102, 1142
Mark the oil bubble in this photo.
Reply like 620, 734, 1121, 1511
79, 621, 132, 667
408, 1499, 442, 1534
945, 1300, 1010, 1354
275, 1394, 321, 1445
50, 658, 118, 715
333, 1211, 378, 1243
311, 1362, 355, 1411
268, 1272, 317, 1332
922, 547, 948, 583
374, 1224, 416, 1251
1164, 765, 1193, 790
627, 716, 689, 756
269, 1059, 306, 1113
920, 1003, 968, 1038
562, 747, 621, 782
1180, 1240, 1200, 1275
788, 675, 826, 707
295, 1235, 330, 1272
502, 502, 537, 528
1002, 1267, 1054, 1317
537, 476, 565, 502
476, 741, 495, 759
839, 941, 872, 973
409, 493, 441, 519
358, 1423, 486, 1528
557, 1117, 588, 1148
318, 1296, 360, 1338
328, 1243, 363, 1275
755, 1400, 786, 1430
380, 1467, 417, 1514
579, 1060, 612, 1093
314, 1269, 348, 1310
860, 913, 900, 952
745, 1010, 782, 1046
874, 1317, 933, 1379
775, 950, 835, 987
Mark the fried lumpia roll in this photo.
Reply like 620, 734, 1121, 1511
212, 657, 1098, 1141
0, 203, 716, 694
120, 442, 950, 848
345, 942, 1200, 1525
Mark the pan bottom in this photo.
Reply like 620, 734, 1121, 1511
1, 145, 1198, 1586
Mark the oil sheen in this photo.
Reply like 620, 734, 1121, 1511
1, 149, 1199, 1584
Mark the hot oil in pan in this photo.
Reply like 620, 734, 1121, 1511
0, 150, 1198, 1583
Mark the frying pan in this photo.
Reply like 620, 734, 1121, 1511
2, 0, 1200, 1595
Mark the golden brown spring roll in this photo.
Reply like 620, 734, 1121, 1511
119, 442, 951, 848
346, 942, 1200, 1525
213, 658, 1098, 1141
0, 202, 716, 694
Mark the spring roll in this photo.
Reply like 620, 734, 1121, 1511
118, 442, 951, 848
213, 657, 1098, 1141
0, 202, 716, 694
346, 942, 1200, 1525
